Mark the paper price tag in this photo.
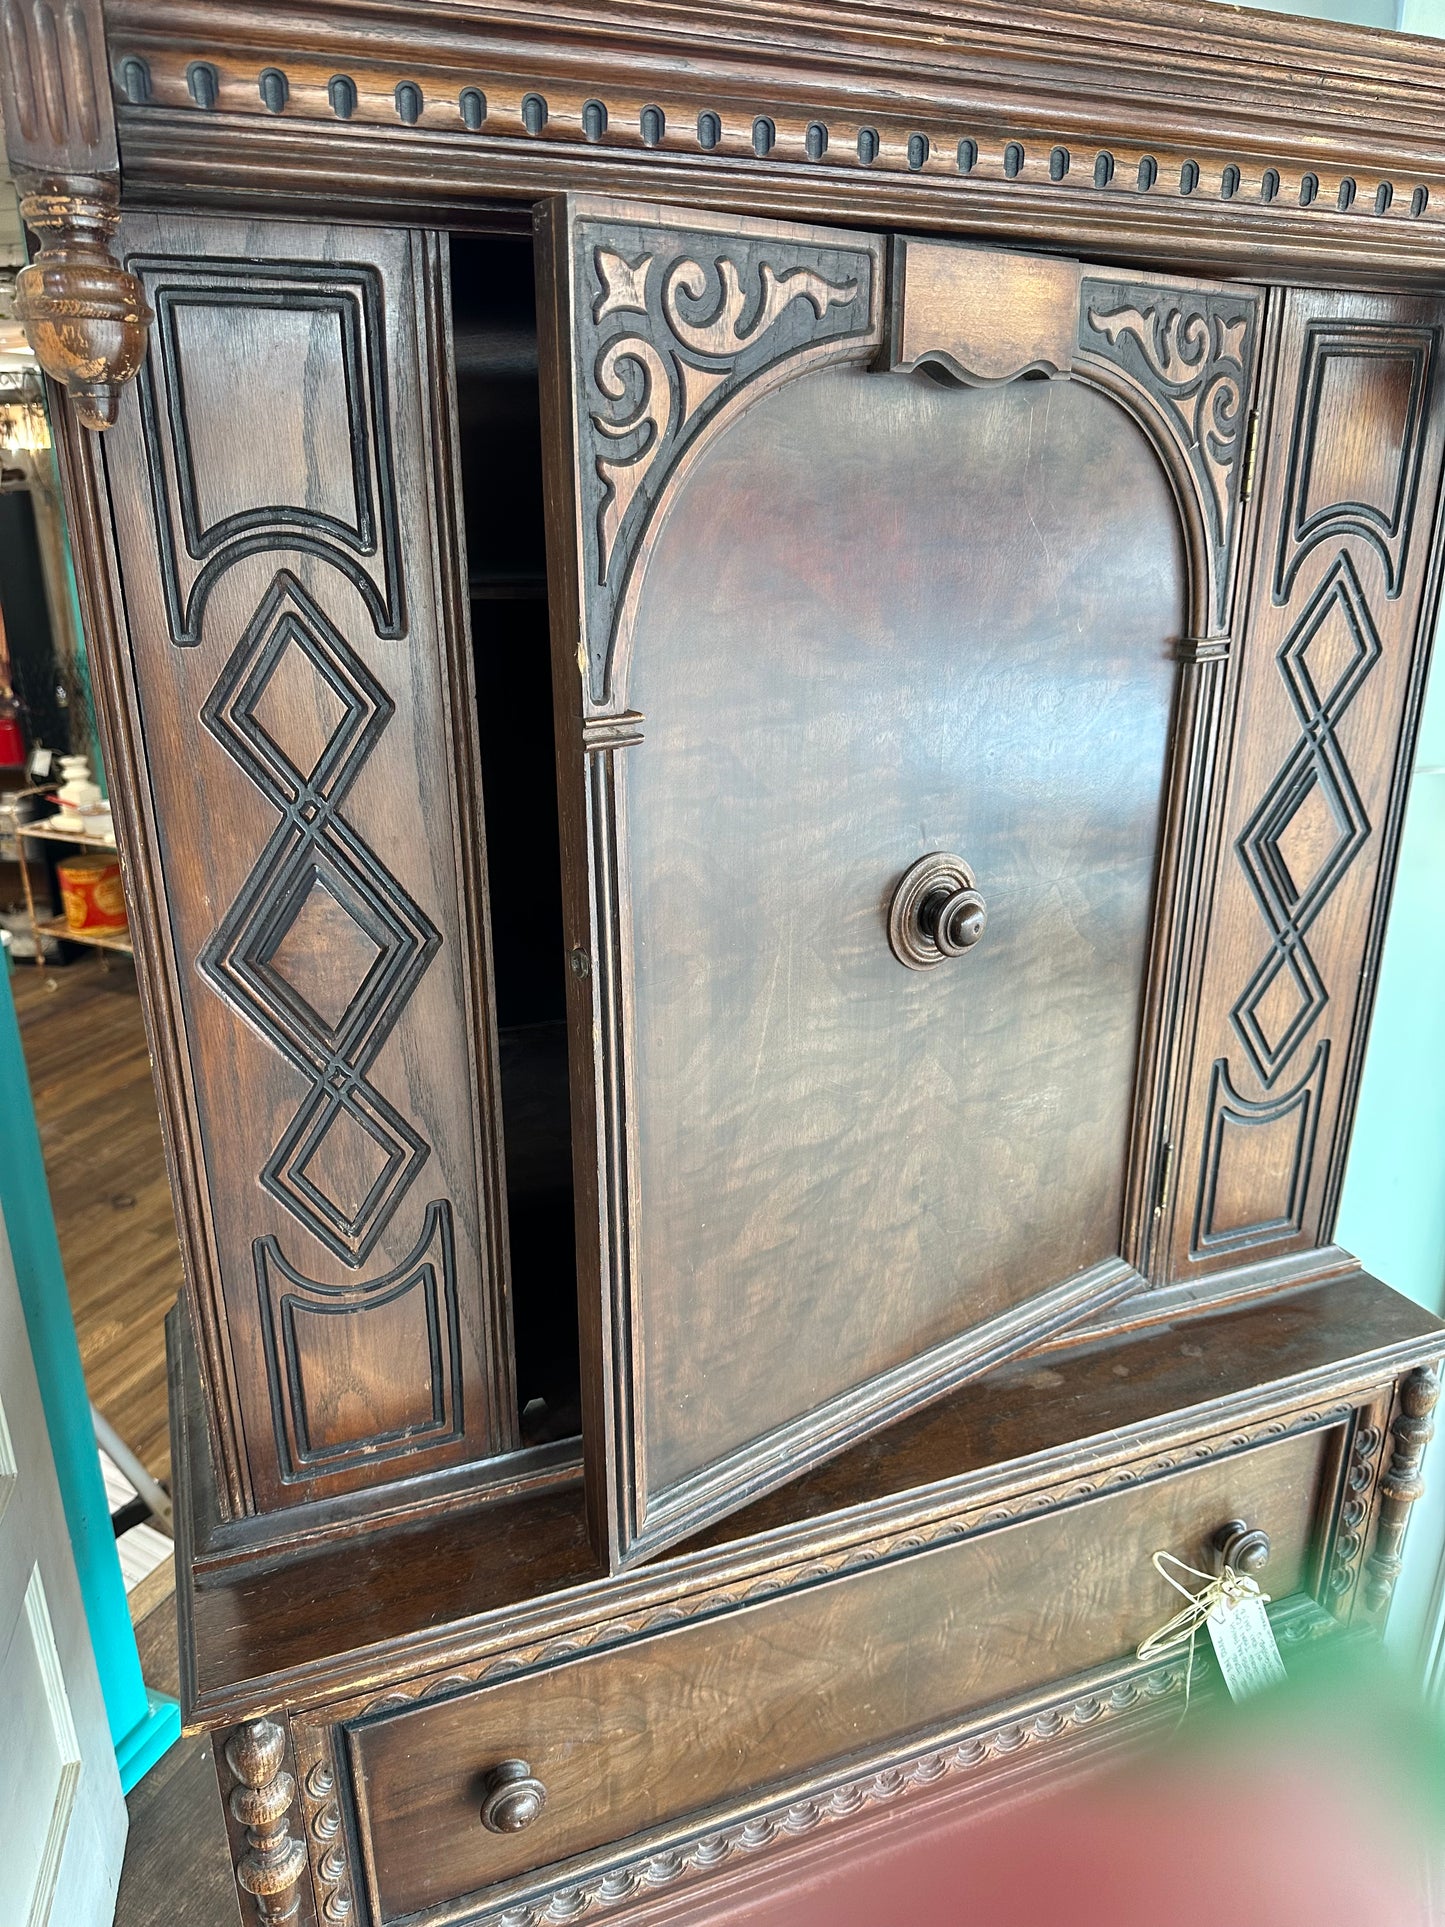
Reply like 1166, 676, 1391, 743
1206, 1588, 1287, 1701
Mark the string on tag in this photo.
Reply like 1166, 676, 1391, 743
1137, 1550, 1271, 1718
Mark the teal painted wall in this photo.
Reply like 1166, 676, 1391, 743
1226, 0, 1445, 28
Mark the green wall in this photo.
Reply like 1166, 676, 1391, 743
1335, 639, 1445, 1316
1336, 619, 1445, 1659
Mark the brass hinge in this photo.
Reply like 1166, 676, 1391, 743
1153, 1140, 1175, 1219
1241, 409, 1261, 503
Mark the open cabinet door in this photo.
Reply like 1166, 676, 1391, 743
538, 196, 1263, 1568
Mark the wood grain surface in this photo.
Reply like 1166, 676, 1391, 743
1166, 288, 1445, 1278
173, 1268, 1440, 1723
624, 364, 1180, 1491
94, 0, 1445, 290
349, 1423, 1328, 1921
96, 211, 515, 1518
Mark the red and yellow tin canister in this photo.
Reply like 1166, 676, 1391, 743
55, 853, 128, 934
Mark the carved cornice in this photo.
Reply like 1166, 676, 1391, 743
100, 1, 1445, 283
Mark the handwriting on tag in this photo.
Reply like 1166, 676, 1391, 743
1206, 1589, 1287, 1701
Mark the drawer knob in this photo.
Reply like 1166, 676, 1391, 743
1211, 1519, 1271, 1575
925, 885, 988, 957
888, 853, 987, 970
480, 1760, 547, 1834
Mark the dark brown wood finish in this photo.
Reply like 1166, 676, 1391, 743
1166, 289, 1445, 1278
88, 0, 1445, 292
215, 1716, 314, 1927
0, 0, 153, 428
170, 1268, 1440, 1727
94, 210, 516, 1521
349, 1424, 1330, 1925
11, 8, 1445, 1927
540, 197, 1271, 1569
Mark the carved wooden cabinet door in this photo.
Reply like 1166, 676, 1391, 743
89, 214, 512, 1519
537, 196, 1265, 1567
1164, 289, 1445, 1277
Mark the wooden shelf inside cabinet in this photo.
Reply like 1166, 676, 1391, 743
469, 575, 549, 601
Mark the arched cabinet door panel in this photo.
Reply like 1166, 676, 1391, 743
536, 197, 1264, 1568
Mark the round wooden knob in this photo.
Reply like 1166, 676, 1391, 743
480, 1760, 547, 1833
926, 885, 988, 956
1211, 1519, 1271, 1576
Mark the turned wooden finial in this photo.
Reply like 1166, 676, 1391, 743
223, 1717, 309, 1925
1, 0, 152, 429
1363, 1366, 1440, 1618
14, 176, 151, 429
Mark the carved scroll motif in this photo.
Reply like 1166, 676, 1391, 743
1079, 281, 1261, 635
574, 219, 878, 704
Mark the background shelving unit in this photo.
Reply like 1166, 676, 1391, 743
13, 789, 132, 967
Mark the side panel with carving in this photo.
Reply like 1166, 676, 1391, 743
1169, 289, 1445, 1279
99, 213, 512, 1512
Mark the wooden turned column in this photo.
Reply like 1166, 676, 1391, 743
1363, 1367, 1440, 1617
223, 1718, 310, 1926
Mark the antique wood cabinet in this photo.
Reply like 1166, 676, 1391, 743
7, 1, 1445, 1921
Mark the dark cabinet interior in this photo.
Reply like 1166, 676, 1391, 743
452, 232, 580, 1445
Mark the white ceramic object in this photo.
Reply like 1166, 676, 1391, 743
51, 755, 103, 834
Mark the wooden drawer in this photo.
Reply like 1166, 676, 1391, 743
346, 1422, 1340, 1924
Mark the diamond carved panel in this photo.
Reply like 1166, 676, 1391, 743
199, 570, 441, 1266
1230, 555, 1381, 1088
265, 870, 387, 1037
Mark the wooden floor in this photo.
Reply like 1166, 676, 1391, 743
119, 1562, 236, 1927
13, 951, 182, 1484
